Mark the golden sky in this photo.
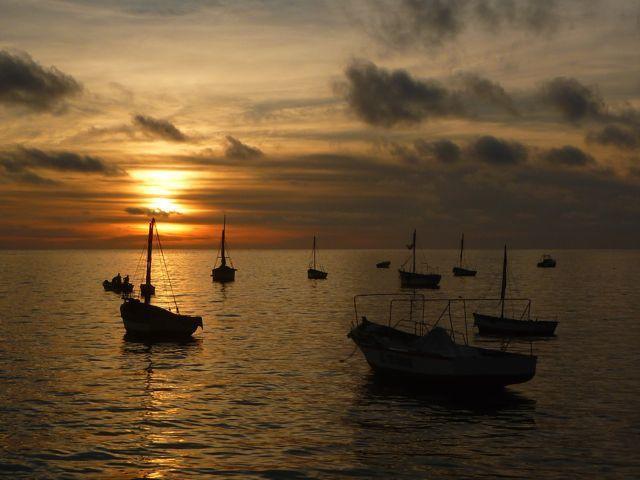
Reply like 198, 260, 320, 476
1, 0, 639, 248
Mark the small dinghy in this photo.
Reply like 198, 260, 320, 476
398, 229, 440, 288
103, 275, 133, 294
474, 246, 558, 337
376, 260, 391, 269
537, 254, 556, 268
120, 218, 203, 340
452, 233, 477, 276
307, 236, 328, 279
348, 295, 537, 389
211, 215, 237, 283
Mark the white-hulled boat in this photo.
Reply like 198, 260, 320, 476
473, 246, 558, 337
307, 236, 328, 279
452, 233, 477, 277
120, 218, 203, 340
398, 229, 441, 288
211, 215, 237, 283
348, 294, 537, 388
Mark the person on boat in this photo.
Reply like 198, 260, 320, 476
112, 273, 122, 286
123, 275, 129, 285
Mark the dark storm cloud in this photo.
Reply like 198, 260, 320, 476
0, 50, 82, 111
587, 124, 640, 150
224, 135, 263, 160
414, 139, 461, 163
0, 147, 126, 175
340, 59, 462, 127
543, 145, 595, 166
132, 114, 188, 142
468, 135, 528, 164
539, 77, 605, 122
125, 207, 178, 218
365, 0, 561, 50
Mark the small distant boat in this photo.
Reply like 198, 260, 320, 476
307, 236, 328, 279
452, 233, 477, 276
537, 254, 556, 268
398, 229, 440, 288
473, 246, 558, 336
120, 218, 203, 340
211, 215, 237, 283
349, 295, 537, 389
376, 260, 391, 268
103, 277, 133, 294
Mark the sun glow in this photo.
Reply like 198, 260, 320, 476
130, 169, 195, 214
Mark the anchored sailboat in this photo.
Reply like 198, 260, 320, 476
398, 229, 441, 288
307, 236, 328, 279
211, 215, 237, 283
120, 218, 203, 339
473, 245, 558, 336
452, 233, 477, 276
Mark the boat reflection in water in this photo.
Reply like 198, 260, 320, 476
348, 294, 537, 389
121, 218, 203, 340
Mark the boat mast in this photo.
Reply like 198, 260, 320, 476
220, 215, 226, 267
412, 229, 416, 274
459, 233, 464, 268
144, 218, 155, 305
500, 244, 507, 319
313, 236, 316, 269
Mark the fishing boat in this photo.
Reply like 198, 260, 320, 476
348, 294, 537, 388
103, 276, 133, 294
120, 218, 203, 340
537, 254, 556, 268
376, 260, 391, 268
452, 233, 477, 276
398, 230, 440, 288
211, 215, 237, 283
307, 236, 328, 279
473, 246, 558, 336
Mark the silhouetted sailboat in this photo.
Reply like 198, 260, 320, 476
307, 236, 328, 279
398, 229, 441, 288
452, 233, 477, 276
473, 245, 558, 336
376, 260, 391, 268
120, 218, 203, 339
537, 254, 556, 268
211, 215, 237, 283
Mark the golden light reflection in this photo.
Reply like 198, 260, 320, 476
129, 169, 196, 214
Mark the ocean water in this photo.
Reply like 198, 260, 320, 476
0, 249, 639, 479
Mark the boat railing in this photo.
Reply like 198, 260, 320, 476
353, 294, 534, 351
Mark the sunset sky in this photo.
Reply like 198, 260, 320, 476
1, 0, 639, 248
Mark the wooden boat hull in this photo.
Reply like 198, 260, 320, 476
211, 265, 236, 282
453, 266, 477, 276
399, 270, 441, 288
473, 313, 558, 336
376, 261, 391, 269
103, 280, 133, 294
349, 321, 536, 388
307, 268, 328, 279
120, 299, 202, 339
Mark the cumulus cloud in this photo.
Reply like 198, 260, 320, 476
0, 147, 126, 176
414, 139, 461, 163
0, 50, 82, 111
455, 72, 518, 115
125, 207, 179, 218
468, 135, 528, 164
543, 145, 595, 166
132, 114, 188, 142
539, 77, 605, 122
224, 135, 263, 160
587, 124, 639, 150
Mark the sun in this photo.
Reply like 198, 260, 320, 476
130, 169, 194, 214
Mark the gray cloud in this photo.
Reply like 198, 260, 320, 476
539, 77, 605, 122
587, 124, 640, 150
455, 71, 518, 115
543, 145, 595, 166
468, 135, 528, 164
132, 114, 188, 142
0, 50, 82, 111
125, 207, 179, 218
414, 139, 461, 163
224, 135, 263, 160
340, 59, 462, 127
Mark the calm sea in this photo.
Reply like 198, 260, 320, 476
0, 249, 639, 479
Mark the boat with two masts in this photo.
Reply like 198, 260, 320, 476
399, 230, 440, 288
452, 233, 477, 276
120, 218, 203, 340
473, 246, 558, 336
307, 236, 328, 279
211, 215, 237, 283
